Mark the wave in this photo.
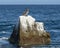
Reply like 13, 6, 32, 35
48, 29, 60, 32
0, 37, 8, 40
0, 31, 11, 34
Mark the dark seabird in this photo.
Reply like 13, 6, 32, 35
22, 8, 29, 16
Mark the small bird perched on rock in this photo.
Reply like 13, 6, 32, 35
22, 8, 29, 16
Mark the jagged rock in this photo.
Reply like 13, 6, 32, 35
9, 15, 51, 46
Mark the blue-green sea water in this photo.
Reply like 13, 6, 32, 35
0, 5, 60, 48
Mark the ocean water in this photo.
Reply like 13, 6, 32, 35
0, 5, 60, 48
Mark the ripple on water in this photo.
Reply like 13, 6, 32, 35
47, 29, 60, 45
0, 37, 9, 45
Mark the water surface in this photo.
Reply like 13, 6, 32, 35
0, 5, 60, 48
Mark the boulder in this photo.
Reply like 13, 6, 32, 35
9, 15, 51, 46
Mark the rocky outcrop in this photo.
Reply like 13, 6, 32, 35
9, 15, 50, 46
